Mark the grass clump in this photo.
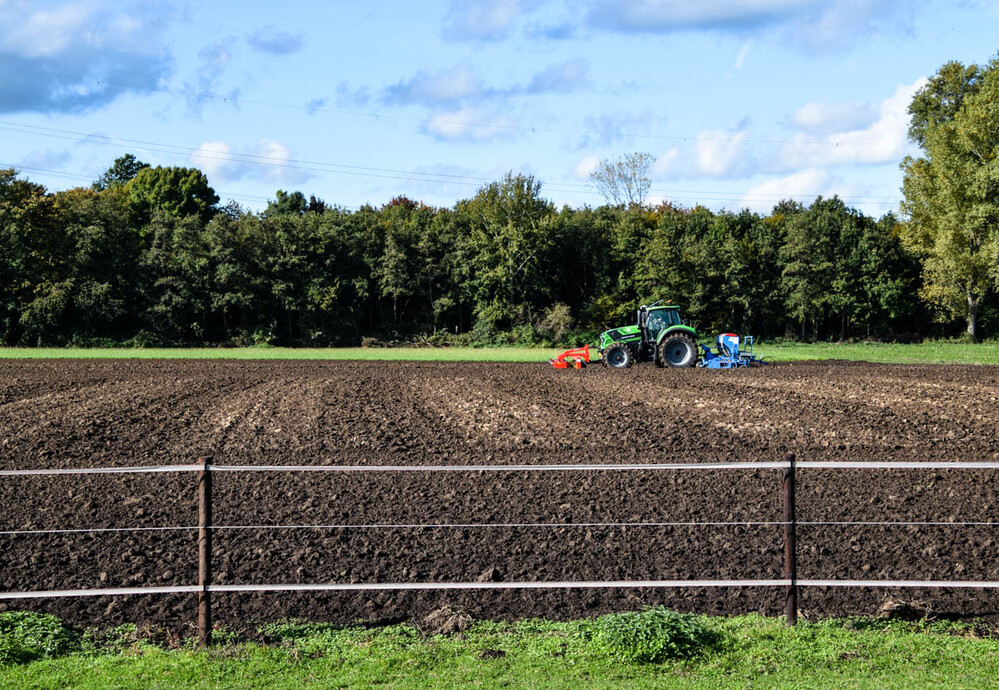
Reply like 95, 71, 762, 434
0, 612, 79, 665
593, 606, 721, 663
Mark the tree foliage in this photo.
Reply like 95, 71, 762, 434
92, 154, 150, 191
0, 146, 978, 347
901, 55, 999, 338
589, 153, 655, 207
127, 166, 219, 224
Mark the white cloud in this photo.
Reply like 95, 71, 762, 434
0, 0, 170, 113
443, 0, 540, 40
190, 139, 311, 185
586, 0, 919, 51
246, 26, 304, 56
589, 0, 816, 32
191, 141, 232, 181
652, 147, 681, 177
574, 155, 601, 179
778, 78, 925, 168
384, 65, 484, 106
696, 128, 749, 177
424, 108, 518, 142
789, 100, 879, 135
733, 41, 752, 68
526, 59, 589, 93
739, 168, 835, 211
383, 60, 589, 108
576, 110, 668, 148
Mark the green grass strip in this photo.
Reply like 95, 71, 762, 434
2, 341, 999, 365
1, 615, 997, 689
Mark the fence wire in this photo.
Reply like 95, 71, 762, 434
5, 459, 999, 477
2, 520, 997, 537
2, 458, 997, 603
5, 578, 999, 601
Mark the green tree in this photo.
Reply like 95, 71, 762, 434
265, 190, 308, 216
91, 154, 150, 191
453, 173, 557, 338
901, 55, 999, 339
128, 166, 219, 224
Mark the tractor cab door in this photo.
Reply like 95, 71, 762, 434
644, 310, 668, 341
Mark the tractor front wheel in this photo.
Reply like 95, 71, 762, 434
604, 344, 633, 369
659, 334, 697, 368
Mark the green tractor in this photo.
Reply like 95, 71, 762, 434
548, 301, 698, 370
549, 301, 766, 370
596, 301, 698, 368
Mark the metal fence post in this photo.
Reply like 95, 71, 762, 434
783, 452, 798, 626
198, 458, 212, 647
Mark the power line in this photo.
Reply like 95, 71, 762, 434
28, 65, 891, 149
2, 119, 906, 204
4, 145, 902, 210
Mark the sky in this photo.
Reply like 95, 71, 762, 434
1, 0, 997, 216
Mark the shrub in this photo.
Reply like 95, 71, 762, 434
594, 607, 719, 663
535, 303, 574, 344
0, 611, 80, 665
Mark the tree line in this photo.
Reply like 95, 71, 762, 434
1, 55, 996, 347
0, 163, 944, 347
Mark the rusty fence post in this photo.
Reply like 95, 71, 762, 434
783, 452, 798, 627
198, 458, 213, 647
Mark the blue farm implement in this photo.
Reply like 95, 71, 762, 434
698, 333, 768, 369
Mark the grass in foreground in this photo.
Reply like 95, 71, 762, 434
2, 612, 998, 689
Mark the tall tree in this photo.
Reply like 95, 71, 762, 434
589, 152, 655, 206
92, 154, 150, 191
454, 173, 556, 336
128, 166, 219, 224
900, 55, 999, 339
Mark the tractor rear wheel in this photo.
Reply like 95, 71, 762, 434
604, 343, 633, 369
659, 334, 697, 368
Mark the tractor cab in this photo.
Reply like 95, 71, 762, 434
640, 305, 683, 342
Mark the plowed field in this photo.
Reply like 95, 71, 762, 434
2, 359, 999, 630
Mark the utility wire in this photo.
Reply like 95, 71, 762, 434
1, 121, 903, 206
20, 64, 888, 149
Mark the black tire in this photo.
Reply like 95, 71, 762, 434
659, 334, 697, 368
604, 343, 633, 369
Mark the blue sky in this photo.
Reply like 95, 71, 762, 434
2, 0, 997, 215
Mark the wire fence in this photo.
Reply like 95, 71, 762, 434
2, 456, 997, 644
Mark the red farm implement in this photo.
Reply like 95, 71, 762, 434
549, 344, 593, 369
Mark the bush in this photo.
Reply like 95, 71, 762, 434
535, 303, 574, 344
594, 607, 719, 663
0, 611, 80, 665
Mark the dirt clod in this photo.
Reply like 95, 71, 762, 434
421, 605, 474, 636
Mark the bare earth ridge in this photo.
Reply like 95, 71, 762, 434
2, 359, 998, 630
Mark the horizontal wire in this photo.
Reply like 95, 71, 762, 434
5, 460, 999, 477
212, 461, 999, 472
11, 66, 891, 149
2, 520, 996, 537
6, 578, 999, 600
0, 526, 199, 536
0, 464, 203, 477
0, 122, 904, 205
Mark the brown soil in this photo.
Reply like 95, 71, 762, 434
2, 359, 999, 631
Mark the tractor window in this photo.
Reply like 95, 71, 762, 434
645, 311, 666, 338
